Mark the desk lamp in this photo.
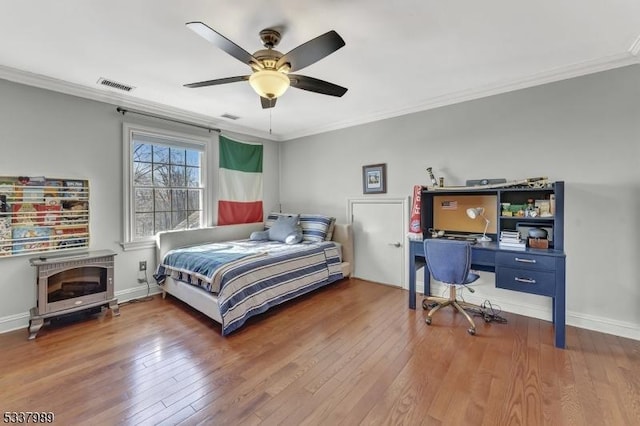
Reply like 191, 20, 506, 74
466, 207, 492, 242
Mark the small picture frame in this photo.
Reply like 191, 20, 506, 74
362, 163, 387, 194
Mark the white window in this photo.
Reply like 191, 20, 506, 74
122, 124, 211, 249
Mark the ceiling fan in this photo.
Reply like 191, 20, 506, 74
183, 21, 348, 109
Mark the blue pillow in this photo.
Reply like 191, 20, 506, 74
299, 214, 333, 242
268, 214, 300, 242
264, 212, 283, 230
284, 229, 303, 245
249, 230, 270, 241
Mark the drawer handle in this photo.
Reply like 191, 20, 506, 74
515, 257, 536, 264
515, 277, 536, 284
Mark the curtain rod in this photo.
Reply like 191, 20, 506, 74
116, 107, 221, 133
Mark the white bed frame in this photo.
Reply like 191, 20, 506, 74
155, 222, 353, 324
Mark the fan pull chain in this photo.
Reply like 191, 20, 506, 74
269, 109, 272, 135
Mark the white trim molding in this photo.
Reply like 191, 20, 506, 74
416, 279, 640, 343
282, 52, 639, 140
2, 48, 638, 142
347, 197, 410, 289
0, 284, 162, 336
0, 64, 278, 141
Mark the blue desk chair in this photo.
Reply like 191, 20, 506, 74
423, 239, 479, 335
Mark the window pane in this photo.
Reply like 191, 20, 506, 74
134, 213, 154, 238
128, 128, 208, 242
172, 189, 186, 211
154, 212, 171, 233
135, 188, 153, 212
170, 148, 186, 165
186, 166, 200, 187
171, 211, 187, 229
187, 211, 202, 228
153, 145, 170, 163
187, 189, 201, 210
133, 162, 152, 185
154, 189, 171, 211
152, 164, 170, 186
133, 143, 152, 162
186, 150, 200, 167
170, 166, 186, 187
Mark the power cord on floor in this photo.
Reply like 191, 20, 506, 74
118, 269, 154, 306
465, 300, 508, 324
422, 298, 508, 324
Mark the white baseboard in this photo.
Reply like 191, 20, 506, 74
0, 311, 31, 335
0, 282, 163, 335
417, 282, 640, 342
4, 281, 638, 342
116, 282, 163, 302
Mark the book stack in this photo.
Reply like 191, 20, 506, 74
499, 230, 526, 249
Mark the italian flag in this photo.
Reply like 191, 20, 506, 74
217, 135, 263, 225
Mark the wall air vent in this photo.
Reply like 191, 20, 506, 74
97, 77, 135, 92
220, 113, 240, 120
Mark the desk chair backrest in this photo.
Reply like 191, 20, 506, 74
423, 239, 473, 285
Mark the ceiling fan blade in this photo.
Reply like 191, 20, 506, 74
184, 75, 250, 88
276, 30, 345, 72
261, 97, 277, 109
289, 75, 348, 97
186, 21, 260, 67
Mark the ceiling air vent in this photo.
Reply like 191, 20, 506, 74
220, 113, 240, 120
97, 77, 135, 92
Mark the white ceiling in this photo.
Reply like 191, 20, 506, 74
1, 1, 638, 141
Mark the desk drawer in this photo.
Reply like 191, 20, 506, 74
495, 252, 556, 271
496, 267, 555, 296
471, 248, 495, 267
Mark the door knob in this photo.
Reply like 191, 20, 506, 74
388, 242, 401, 248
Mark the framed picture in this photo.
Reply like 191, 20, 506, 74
362, 163, 387, 194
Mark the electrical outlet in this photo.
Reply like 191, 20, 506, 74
139, 261, 147, 271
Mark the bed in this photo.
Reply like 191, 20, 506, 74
155, 220, 353, 335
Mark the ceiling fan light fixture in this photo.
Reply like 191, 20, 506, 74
249, 70, 290, 99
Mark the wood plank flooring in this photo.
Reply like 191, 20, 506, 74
1, 278, 639, 425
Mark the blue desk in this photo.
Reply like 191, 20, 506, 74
409, 238, 566, 348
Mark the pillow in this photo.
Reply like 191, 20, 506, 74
299, 214, 333, 242
249, 230, 270, 241
284, 229, 303, 245
268, 214, 300, 242
325, 217, 336, 241
264, 212, 284, 230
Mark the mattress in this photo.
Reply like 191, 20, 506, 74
156, 239, 343, 334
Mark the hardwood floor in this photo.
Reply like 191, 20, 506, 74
1, 278, 639, 425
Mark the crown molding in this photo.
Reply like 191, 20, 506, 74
281, 51, 639, 140
1, 48, 637, 143
0, 65, 279, 141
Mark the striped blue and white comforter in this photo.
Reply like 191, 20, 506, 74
156, 239, 343, 335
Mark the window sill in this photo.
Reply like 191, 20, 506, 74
120, 239, 156, 251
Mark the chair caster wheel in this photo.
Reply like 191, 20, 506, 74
425, 317, 432, 325
468, 328, 476, 335
484, 315, 492, 323
422, 300, 430, 310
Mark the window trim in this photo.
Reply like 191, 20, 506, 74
121, 123, 212, 250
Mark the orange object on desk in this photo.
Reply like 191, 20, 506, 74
528, 238, 549, 249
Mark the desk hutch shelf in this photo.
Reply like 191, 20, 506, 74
409, 181, 567, 348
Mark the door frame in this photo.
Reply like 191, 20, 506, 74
347, 197, 410, 289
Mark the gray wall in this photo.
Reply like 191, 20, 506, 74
280, 65, 640, 340
0, 79, 280, 332
2, 65, 639, 341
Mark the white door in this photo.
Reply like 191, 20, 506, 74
349, 198, 408, 287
